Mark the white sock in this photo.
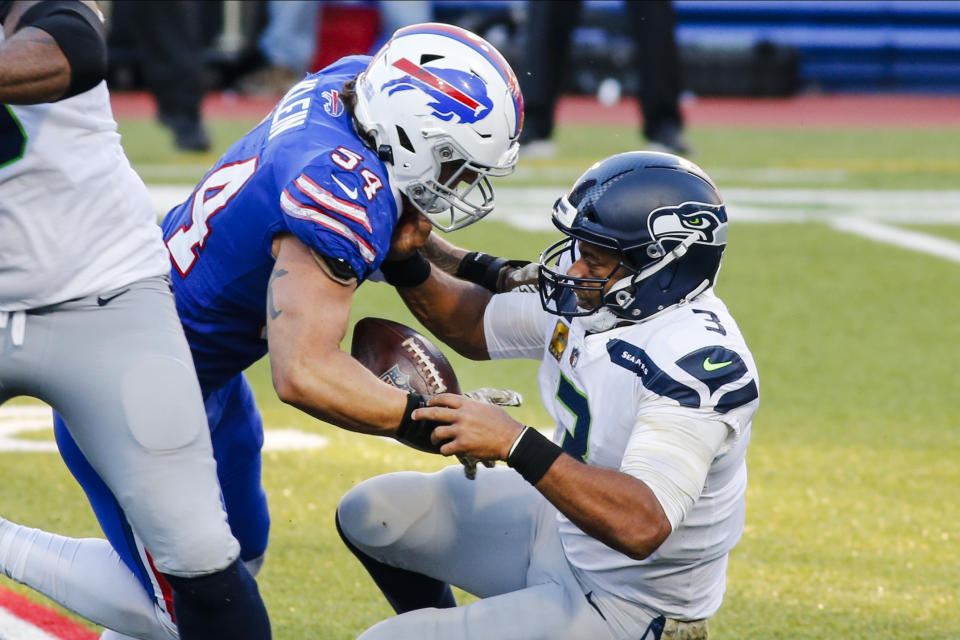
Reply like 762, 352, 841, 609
0, 517, 178, 639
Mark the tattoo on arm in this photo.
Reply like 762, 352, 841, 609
421, 236, 467, 276
267, 268, 289, 320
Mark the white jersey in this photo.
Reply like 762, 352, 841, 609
0, 39, 169, 311
484, 290, 759, 620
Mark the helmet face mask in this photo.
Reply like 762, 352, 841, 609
537, 152, 729, 326
538, 236, 633, 317
353, 23, 523, 232
404, 138, 515, 231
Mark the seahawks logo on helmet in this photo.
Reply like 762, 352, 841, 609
647, 202, 728, 255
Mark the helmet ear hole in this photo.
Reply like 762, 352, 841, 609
395, 126, 415, 153
656, 259, 680, 292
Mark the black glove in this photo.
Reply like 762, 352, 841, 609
395, 393, 445, 454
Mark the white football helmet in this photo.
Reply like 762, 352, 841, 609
353, 23, 524, 231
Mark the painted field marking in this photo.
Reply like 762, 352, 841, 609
484, 187, 960, 227
0, 585, 97, 640
148, 183, 960, 221
483, 187, 960, 263
148, 183, 960, 261
829, 217, 960, 263
0, 406, 328, 454
0, 407, 56, 453
0, 608, 63, 640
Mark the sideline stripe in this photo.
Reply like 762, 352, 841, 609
829, 217, 960, 263
0, 586, 98, 640
0, 610, 59, 640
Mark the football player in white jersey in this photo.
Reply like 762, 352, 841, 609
337, 151, 759, 640
0, 2, 271, 638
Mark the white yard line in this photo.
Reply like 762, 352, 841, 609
0, 406, 328, 454
829, 217, 960, 263
146, 185, 960, 261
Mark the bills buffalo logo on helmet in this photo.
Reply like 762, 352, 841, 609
382, 58, 493, 124
648, 202, 728, 251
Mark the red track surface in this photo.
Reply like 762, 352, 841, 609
0, 585, 98, 639
109, 91, 960, 128
558, 94, 960, 128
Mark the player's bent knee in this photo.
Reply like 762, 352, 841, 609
123, 356, 206, 451
152, 526, 240, 578
337, 471, 437, 551
159, 547, 239, 579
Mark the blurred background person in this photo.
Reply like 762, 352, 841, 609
376, 0, 431, 48
237, 1, 431, 97
109, 0, 213, 152
520, 0, 691, 157
238, 0, 320, 96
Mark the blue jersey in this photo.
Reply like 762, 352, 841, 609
161, 57, 398, 393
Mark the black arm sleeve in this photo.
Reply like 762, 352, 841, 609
14, 1, 107, 98
456, 251, 532, 293
0, 1, 14, 24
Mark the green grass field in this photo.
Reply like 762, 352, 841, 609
1, 117, 958, 639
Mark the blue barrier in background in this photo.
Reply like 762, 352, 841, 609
433, 0, 960, 93
673, 1, 960, 91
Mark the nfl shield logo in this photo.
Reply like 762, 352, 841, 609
379, 364, 414, 392
569, 347, 580, 368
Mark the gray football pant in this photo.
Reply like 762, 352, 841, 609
0, 275, 239, 576
338, 466, 661, 640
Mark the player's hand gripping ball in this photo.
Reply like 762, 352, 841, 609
351, 317, 461, 396
351, 318, 519, 479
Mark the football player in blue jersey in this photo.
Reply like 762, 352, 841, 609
0, 22, 524, 640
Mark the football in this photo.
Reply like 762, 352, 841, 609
350, 317, 461, 396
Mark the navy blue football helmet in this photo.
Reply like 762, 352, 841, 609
538, 151, 728, 324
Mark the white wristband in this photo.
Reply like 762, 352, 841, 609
507, 426, 530, 459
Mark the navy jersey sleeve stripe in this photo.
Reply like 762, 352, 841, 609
715, 380, 759, 414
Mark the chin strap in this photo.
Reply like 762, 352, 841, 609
593, 233, 702, 326
578, 307, 623, 334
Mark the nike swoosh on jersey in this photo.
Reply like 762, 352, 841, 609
702, 357, 733, 371
97, 288, 130, 306
331, 175, 358, 199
